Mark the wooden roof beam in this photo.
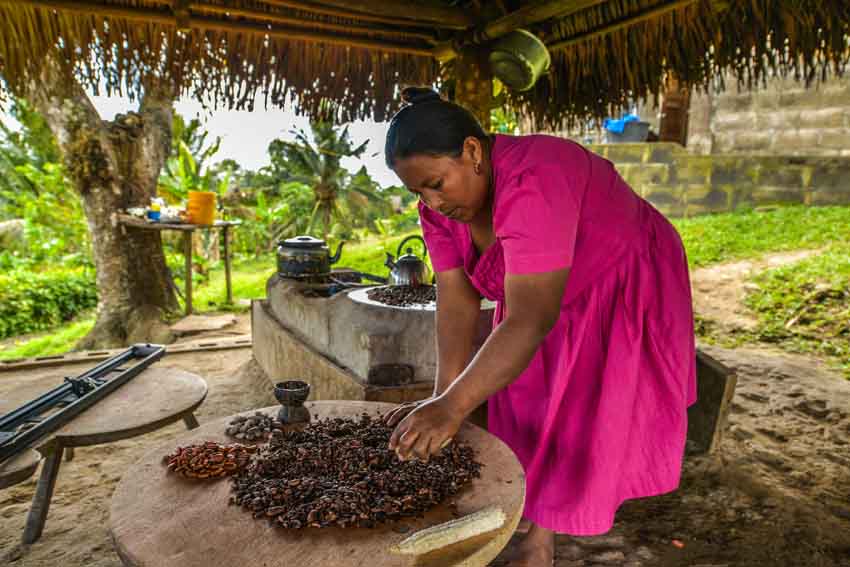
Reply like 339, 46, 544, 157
4, 0, 436, 57
547, 0, 704, 52
433, 0, 607, 61
265, 0, 472, 29
477, 0, 606, 41
190, 3, 439, 43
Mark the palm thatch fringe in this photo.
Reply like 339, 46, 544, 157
0, 0, 848, 126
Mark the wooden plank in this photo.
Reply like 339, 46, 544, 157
0, 337, 252, 373
479, 0, 605, 41
0, 449, 41, 489
281, 0, 472, 28
547, 0, 700, 52
190, 2, 438, 42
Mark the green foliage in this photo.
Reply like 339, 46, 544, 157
0, 316, 94, 360
671, 206, 850, 268
490, 106, 519, 134
744, 243, 850, 377
267, 122, 389, 240
0, 98, 61, 199
0, 100, 90, 270
0, 268, 97, 339
158, 114, 228, 204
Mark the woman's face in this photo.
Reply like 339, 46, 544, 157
392, 136, 490, 224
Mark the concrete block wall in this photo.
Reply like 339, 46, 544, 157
688, 74, 850, 157
589, 143, 850, 217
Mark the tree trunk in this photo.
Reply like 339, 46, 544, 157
25, 69, 179, 348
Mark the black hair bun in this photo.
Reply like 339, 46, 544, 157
401, 86, 441, 105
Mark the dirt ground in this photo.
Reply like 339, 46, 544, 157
2, 251, 850, 566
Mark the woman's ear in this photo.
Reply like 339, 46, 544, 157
463, 136, 483, 165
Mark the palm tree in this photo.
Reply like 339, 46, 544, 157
270, 122, 386, 240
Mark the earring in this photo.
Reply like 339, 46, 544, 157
474, 162, 481, 175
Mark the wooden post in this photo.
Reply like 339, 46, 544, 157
659, 74, 692, 147
223, 225, 233, 306
453, 47, 493, 132
183, 231, 194, 316
23, 443, 64, 544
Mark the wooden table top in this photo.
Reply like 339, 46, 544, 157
52, 367, 208, 447
117, 214, 241, 232
0, 449, 41, 489
110, 401, 525, 567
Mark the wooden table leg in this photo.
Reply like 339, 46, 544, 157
23, 444, 64, 544
183, 231, 193, 316
223, 226, 233, 305
183, 413, 200, 430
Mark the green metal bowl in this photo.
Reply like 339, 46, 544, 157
489, 29, 551, 92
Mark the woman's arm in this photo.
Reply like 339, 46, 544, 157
433, 268, 484, 395
384, 267, 481, 427
390, 268, 569, 459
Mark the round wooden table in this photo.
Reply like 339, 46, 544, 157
0, 449, 41, 490
0, 366, 207, 544
110, 401, 526, 567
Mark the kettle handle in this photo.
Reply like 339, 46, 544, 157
396, 235, 428, 258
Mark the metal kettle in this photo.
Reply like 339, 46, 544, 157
385, 235, 431, 286
277, 235, 344, 279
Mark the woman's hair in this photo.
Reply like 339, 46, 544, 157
384, 86, 487, 169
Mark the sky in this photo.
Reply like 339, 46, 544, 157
6, 90, 402, 188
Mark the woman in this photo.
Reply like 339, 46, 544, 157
383, 87, 696, 567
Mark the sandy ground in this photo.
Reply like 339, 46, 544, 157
2, 249, 850, 567
689, 249, 820, 332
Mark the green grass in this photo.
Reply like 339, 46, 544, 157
190, 230, 425, 313
744, 243, 850, 377
5, 205, 850, 362
672, 205, 850, 267
0, 315, 94, 360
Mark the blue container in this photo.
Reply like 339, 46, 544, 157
147, 210, 161, 221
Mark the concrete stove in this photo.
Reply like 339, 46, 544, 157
252, 274, 494, 405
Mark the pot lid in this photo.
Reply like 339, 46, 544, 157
397, 249, 426, 265
281, 235, 326, 249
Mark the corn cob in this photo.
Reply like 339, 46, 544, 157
389, 505, 505, 555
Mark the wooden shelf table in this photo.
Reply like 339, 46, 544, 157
116, 214, 242, 315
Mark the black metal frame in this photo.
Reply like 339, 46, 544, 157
0, 344, 165, 463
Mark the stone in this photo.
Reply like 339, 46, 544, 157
586, 551, 626, 563
818, 130, 850, 151
634, 546, 655, 561
574, 534, 626, 550
730, 131, 773, 151
713, 111, 757, 130
798, 108, 846, 129
556, 543, 584, 560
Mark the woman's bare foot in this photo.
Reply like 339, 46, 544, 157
505, 521, 555, 566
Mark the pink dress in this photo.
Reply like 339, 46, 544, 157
419, 134, 697, 535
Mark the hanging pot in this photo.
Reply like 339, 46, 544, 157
489, 30, 551, 92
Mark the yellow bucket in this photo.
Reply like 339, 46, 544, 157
187, 191, 216, 225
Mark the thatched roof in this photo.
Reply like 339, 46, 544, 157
1, 0, 848, 126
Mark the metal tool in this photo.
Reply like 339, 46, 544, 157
0, 343, 165, 463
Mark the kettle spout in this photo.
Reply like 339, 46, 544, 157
330, 242, 345, 265
384, 252, 396, 271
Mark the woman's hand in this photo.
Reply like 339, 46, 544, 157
388, 395, 464, 461
383, 398, 432, 428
